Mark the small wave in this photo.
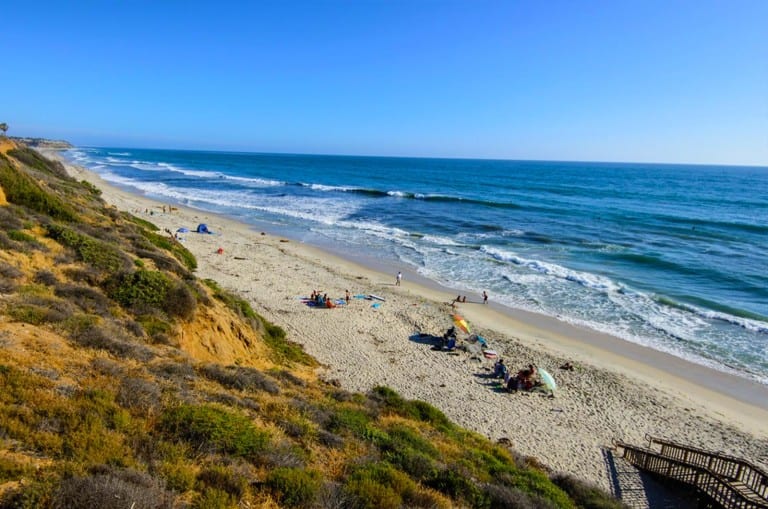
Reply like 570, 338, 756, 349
107, 152, 131, 156
482, 246, 623, 293
653, 296, 768, 334
296, 184, 521, 209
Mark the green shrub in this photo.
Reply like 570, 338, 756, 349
505, 469, 575, 509
107, 269, 172, 309
425, 467, 485, 507
159, 404, 270, 459
197, 465, 249, 499
81, 179, 102, 195
0, 154, 78, 221
551, 474, 627, 509
7, 147, 70, 179
370, 386, 453, 431
199, 364, 279, 395
159, 460, 197, 493
7, 230, 36, 243
343, 463, 419, 509
265, 467, 321, 507
326, 407, 371, 437
140, 228, 197, 271
386, 424, 438, 457
194, 488, 235, 509
127, 214, 159, 231
46, 224, 130, 273
165, 281, 197, 319
344, 478, 402, 509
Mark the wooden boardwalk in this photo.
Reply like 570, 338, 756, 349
614, 435, 768, 509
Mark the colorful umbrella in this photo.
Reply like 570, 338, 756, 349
452, 314, 471, 334
538, 368, 557, 393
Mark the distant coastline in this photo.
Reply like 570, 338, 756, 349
9, 136, 72, 149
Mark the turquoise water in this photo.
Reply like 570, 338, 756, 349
65, 147, 768, 384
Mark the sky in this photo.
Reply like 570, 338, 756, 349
2, 0, 767, 165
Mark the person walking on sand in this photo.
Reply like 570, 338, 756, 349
483, 291, 488, 304
345, 289, 350, 304
396, 271, 402, 286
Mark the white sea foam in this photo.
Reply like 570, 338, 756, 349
481, 246, 623, 293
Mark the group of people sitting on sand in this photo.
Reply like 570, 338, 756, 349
310, 290, 336, 308
492, 359, 541, 392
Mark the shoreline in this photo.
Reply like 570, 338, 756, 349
48, 149, 768, 490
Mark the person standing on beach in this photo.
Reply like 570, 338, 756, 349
396, 271, 402, 286
483, 291, 488, 304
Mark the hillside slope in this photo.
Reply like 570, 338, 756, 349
0, 140, 623, 508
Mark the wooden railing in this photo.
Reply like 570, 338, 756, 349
614, 436, 768, 509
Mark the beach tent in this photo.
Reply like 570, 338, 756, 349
196, 223, 211, 234
176, 227, 190, 233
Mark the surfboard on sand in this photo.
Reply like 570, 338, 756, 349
368, 294, 386, 302
483, 349, 498, 359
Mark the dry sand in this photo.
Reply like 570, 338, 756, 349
52, 152, 768, 492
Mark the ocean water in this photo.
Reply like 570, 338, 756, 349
64, 147, 768, 384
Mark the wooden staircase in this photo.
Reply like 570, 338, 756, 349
614, 435, 768, 509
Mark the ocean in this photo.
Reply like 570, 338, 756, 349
63, 147, 768, 385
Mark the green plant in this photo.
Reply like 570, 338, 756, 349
194, 488, 235, 509
0, 153, 78, 221
159, 404, 270, 459
199, 364, 279, 395
140, 228, 197, 271
7, 230, 36, 243
552, 474, 627, 509
107, 269, 172, 309
46, 224, 130, 273
265, 467, 321, 508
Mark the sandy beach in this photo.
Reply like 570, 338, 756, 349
51, 151, 768, 493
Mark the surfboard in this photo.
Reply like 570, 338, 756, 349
368, 294, 386, 302
483, 349, 498, 359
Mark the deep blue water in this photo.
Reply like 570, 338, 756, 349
65, 147, 768, 384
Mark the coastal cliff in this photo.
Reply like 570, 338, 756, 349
0, 140, 623, 508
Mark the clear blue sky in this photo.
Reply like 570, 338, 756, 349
3, 0, 767, 165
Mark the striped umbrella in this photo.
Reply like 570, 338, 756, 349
452, 314, 471, 334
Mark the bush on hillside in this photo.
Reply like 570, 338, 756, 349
551, 473, 627, 509
52, 466, 175, 509
159, 404, 270, 459
7, 147, 71, 180
46, 224, 131, 274
0, 154, 78, 221
265, 467, 322, 508
199, 364, 279, 395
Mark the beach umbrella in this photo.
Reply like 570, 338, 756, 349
538, 368, 557, 393
452, 314, 471, 334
